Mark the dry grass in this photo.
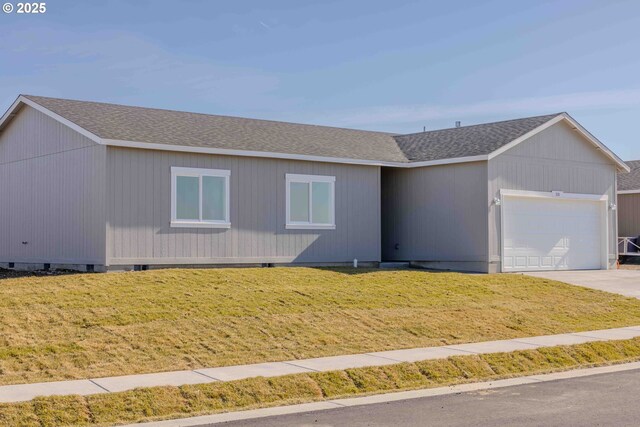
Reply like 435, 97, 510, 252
3, 337, 640, 427
2, 267, 640, 385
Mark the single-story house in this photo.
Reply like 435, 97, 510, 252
618, 161, 640, 251
0, 95, 629, 273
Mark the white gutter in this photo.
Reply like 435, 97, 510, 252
103, 138, 489, 168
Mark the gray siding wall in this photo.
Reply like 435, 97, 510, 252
381, 162, 488, 264
619, 193, 640, 237
0, 105, 107, 264
488, 120, 618, 271
105, 147, 380, 265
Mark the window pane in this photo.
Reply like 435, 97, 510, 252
290, 182, 309, 222
176, 176, 199, 220
312, 182, 332, 224
202, 176, 226, 221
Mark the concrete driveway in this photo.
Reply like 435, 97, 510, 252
524, 270, 640, 298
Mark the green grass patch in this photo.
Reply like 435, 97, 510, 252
4, 338, 640, 427
2, 267, 640, 385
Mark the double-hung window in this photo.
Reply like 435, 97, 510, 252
286, 174, 335, 229
171, 167, 230, 228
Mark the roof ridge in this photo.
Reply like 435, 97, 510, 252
395, 112, 564, 138
21, 94, 398, 137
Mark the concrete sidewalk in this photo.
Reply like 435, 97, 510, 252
524, 270, 640, 298
2, 325, 640, 403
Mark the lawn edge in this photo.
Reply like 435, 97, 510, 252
121, 360, 640, 427
4, 337, 640, 427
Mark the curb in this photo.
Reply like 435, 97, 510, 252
121, 361, 640, 427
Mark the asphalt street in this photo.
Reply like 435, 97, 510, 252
207, 368, 640, 427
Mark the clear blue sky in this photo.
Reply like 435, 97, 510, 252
1, 0, 639, 159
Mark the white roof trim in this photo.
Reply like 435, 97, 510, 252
0, 95, 104, 144
562, 113, 630, 172
488, 113, 630, 172
618, 190, 640, 195
0, 97, 23, 130
0, 97, 628, 171
103, 139, 401, 167
103, 139, 489, 168
400, 155, 489, 167
487, 115, 564, 159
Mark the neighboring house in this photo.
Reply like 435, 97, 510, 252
618, 160, 640, 239
0, 95, 629, 273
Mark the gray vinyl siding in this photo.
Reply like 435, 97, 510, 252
1, 104, 622, 272
488, 120, 618, 270
105, 147, 380, 265
0, 105, 107, 265
619, 193, 640, 237
381, 162, 488, 264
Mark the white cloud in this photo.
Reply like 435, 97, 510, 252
317, 89, 640, 127
0, 26, 287, 111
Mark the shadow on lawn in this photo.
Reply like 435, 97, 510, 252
0, 268, 84, 281
0, 265, 467, 281
312, 266, 461, 276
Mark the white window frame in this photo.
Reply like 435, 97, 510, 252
285, 173, 336, 230
171, 167, 231, 228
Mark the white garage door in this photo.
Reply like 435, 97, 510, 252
502, 195, 605, 272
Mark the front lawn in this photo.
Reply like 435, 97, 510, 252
1, 267, 640, 385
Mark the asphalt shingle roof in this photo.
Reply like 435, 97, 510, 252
22, 95, 407, 163
393, 114, 561, 161
619, 160, 640, 191
17, 95, 564, 164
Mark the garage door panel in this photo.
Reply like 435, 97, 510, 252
502, 195, 604, 272
505, 234, 566, 252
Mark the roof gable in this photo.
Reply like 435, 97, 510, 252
0, 95, 629, 171
393, 114, 560, 162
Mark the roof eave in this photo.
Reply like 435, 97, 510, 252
104, 139, 492, 167
486, 113, 630, 173
0, 95, 25, 133
0, 95, 104, 144
102, 138, 412, 167
3, 96, 628, 172
561, 113, 630, 173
